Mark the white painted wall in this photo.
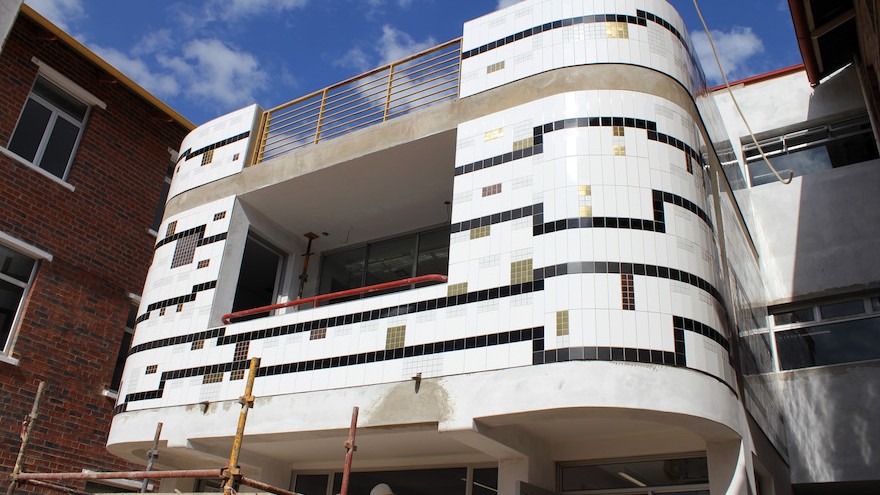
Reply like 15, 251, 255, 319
0, 0, 21, 55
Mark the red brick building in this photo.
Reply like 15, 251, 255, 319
0, 3, 193, 492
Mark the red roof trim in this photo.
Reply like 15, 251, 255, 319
708, 64, 806, 93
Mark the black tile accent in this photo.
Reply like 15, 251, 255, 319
535, 344, 685, 367
177, 131, 251, 164
674, 327, 687, 366
122, 326, 544, 406
673, 315, 729, 351
536, 261, 723, 305
451, 203, 542, 233
461, 11, 687, 60
130, 280, 546, 356
136, 281, 218, 323
454, 115, 703, 176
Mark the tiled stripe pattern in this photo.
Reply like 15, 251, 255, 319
454, 116, 702, 177
537, 261, 723, 305
135, 281, 218, 324
129, 328, 225, 354
176, 131, 250, 164
117, 310, 725, 412
450, 191, 711, 238
461, 10, 686, 60
118, 326, 545, 410
155, 226, 228, 251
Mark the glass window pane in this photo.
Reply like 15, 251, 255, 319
32, 77, 88, 121
826, 131, 879, 167
819, 300, 865, 319
319, 247, 366, 295
772, 307, 815, 325
1, 279, 26, 351
152, 179, 172, 231
560, 457, 708, 491
38, 116, 80, 178
333, 468, 467, 495
0, 245, 36, 283
294, 474, 329, 495
415, 228, 450, 278
776, 316, 880, 370
365, 235, 416, 286
473, 468, 498, 495
8, 98, 52, 162
749, 147, 832, 186
872, 297, 880, 312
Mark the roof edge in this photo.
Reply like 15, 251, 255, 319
19, 4, 195, 131
708, 64, 806, 93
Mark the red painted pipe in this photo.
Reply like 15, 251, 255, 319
222, 274, 448, 324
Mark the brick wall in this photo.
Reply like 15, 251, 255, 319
0, 12, 190, 494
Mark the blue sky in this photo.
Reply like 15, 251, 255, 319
24, 0, 802, 126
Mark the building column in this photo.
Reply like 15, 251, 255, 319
707, 439, 755, 495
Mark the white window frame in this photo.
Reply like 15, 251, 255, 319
1, 58, 105, 189
0, 232, 52, 365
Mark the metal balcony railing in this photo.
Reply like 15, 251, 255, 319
221, 274, 448, 324
250, 39, 462, 164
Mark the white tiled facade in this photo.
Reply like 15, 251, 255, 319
110, 1, 796, 494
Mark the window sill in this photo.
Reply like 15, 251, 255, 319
0, 146, 76, 192
0, 353, 21, 366
147, 228, 158, 237
101, 388, 119, 399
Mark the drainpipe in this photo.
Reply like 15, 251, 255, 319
789, 0, 821, 86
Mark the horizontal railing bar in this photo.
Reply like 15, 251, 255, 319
264, 38, 460, 114
390, 72, 458, 99
17, 469, 225, 481
387, 92, 458, 119
392, 51, 461, 78
319, 115, 386, 141
318, 103, 386, 132
222, 274, 448, 324
389, 81, 459, 108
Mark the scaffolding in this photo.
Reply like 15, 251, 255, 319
4, 358, 360, 495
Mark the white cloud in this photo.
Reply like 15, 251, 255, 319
91, 45, 180, 98
377, 24, 435, 65
335, 46, 371, 72
691, 26, 764, 84
131, 29, 174, 57
496, 0, 527, 10
220, 0, 309, 18
24, 0, 85, 31
160, 38, 268, 107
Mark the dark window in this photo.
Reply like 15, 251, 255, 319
294, 475, 329, 495
318, 227, 450, 299
776, 316, 880, 370
559, 457, 709, 492
230, 235, 284, 320
0, 244, 38, 354
332, 468, 467, 495
819, 299, 865, 319
8, 76, 89, 180
152, 161, 175, 232
771, 307, 815, 325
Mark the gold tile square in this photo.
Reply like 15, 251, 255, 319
578, 185, 591, 196
556, 310, 570, 336
607, 22, 629, 39
448, 282, 469, 296
386, 325, 406, 350
512, 137, 533, 151
484, 128, 504, 141
579, 205, 593, 217
510, 259, 534, 284
203, 372, 223, 384
486, 61, 506, 73
612, 126, 625, 137
201, 149, 214, 166
470, 225, 491, 239
613, 145, 626, 156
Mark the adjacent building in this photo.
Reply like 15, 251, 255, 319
0, 2, 193, 493
104, 1, 878, 495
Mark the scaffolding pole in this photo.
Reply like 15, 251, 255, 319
338, 407, 359, 495
222, 357, 261, 495
141, 422, 163, 493
6, 381, 46, 495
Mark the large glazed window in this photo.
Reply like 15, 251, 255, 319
773, 294, 880, 370
318, 227, 450, 298
745, 114, 878, 186
0, 244, 38, 355
7, 76, 90, 180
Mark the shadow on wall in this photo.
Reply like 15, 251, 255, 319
781, 361, 880, 484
